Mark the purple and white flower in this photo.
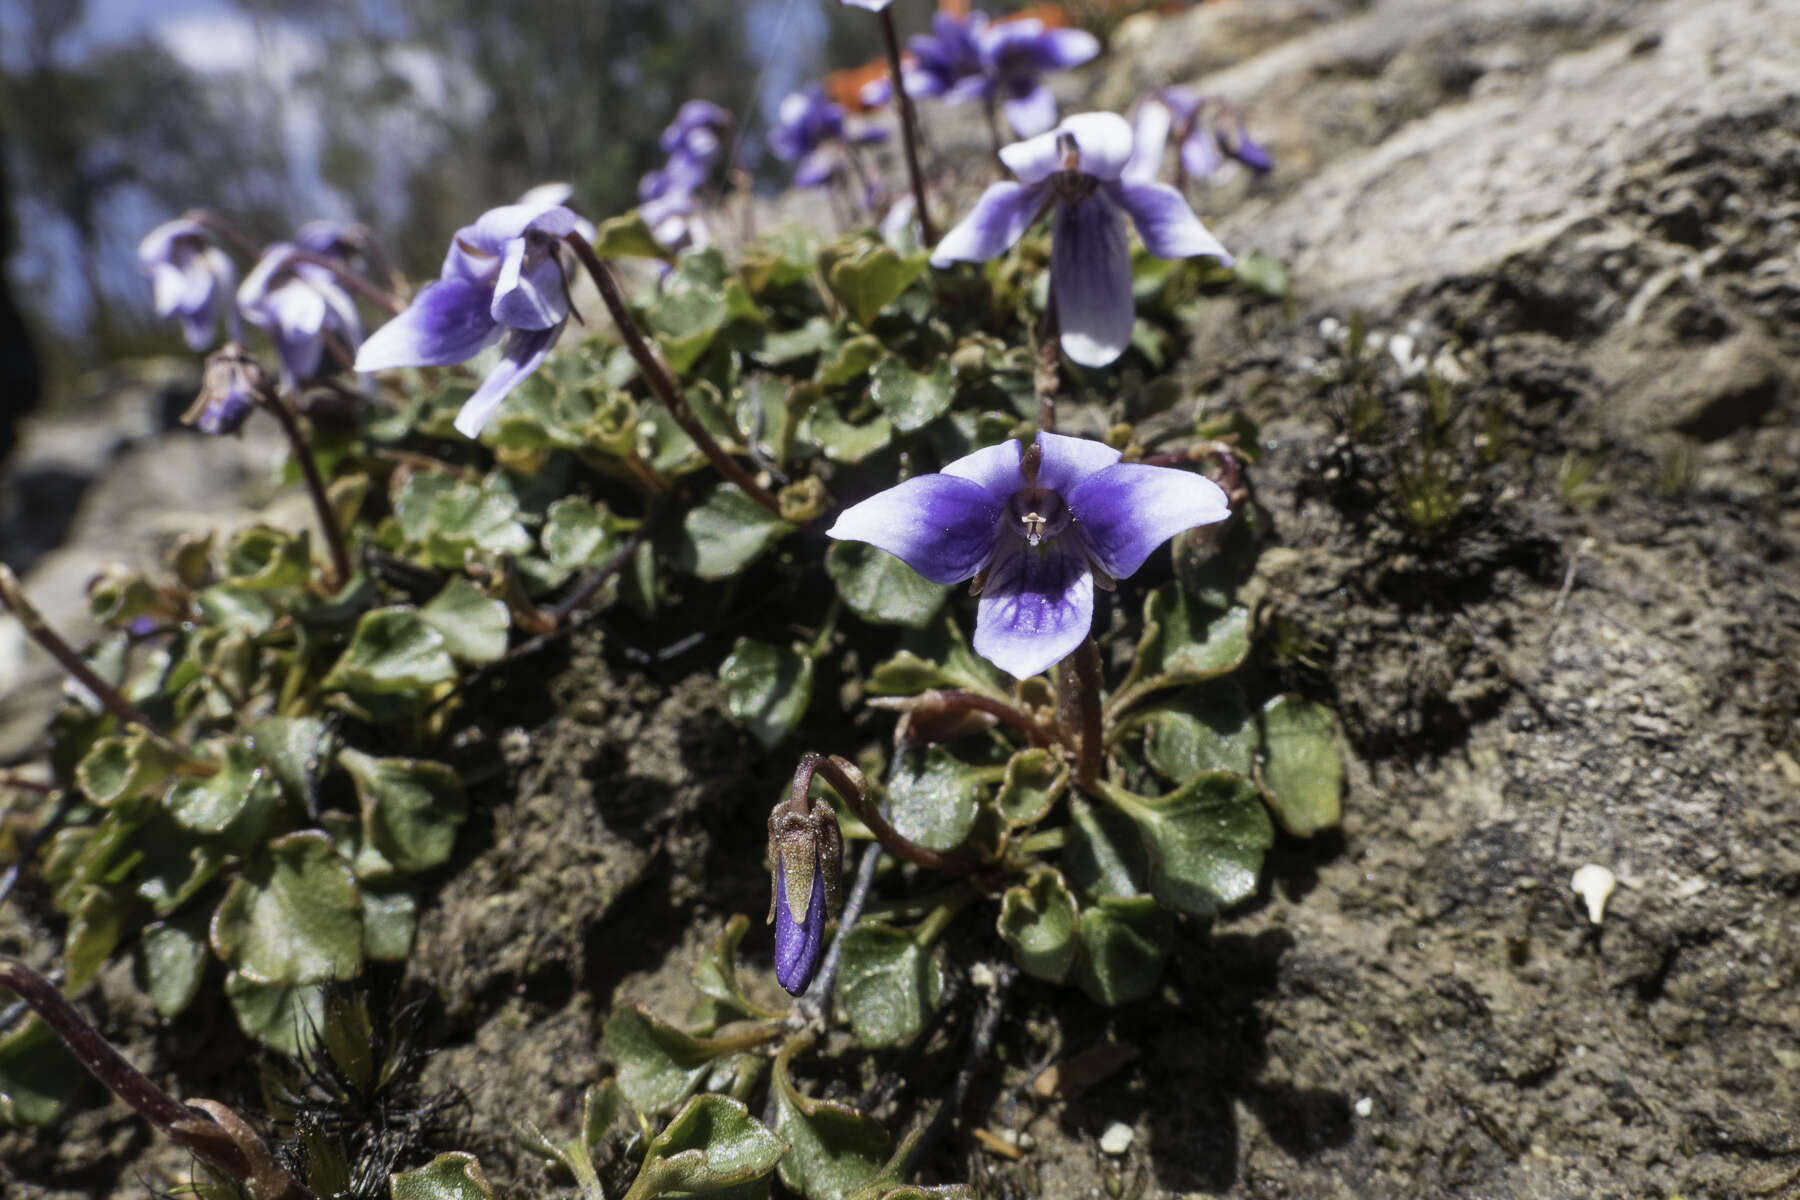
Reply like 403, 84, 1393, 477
659, 99, 733, 167
862, 10, 984, 108
959, 15, 1100, 138
183, 342, 270, 436
354, 202, 583, 438
828, 431, 1230, 679
769, 84, 887, 189
840, 0, 891, 9
932, 112, 1231, 368
768, 793, 843, 996
236, 239, 364, 386
1125, 89, 1273, 186
138, 218, 239, 351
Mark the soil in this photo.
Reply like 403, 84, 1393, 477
4, 0, 1798, 1197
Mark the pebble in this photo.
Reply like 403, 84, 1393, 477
1355, 1097, 1374, 1118
1099, 1123, 1134, 1156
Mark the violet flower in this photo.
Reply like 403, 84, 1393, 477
840, 0, 891, 8
354, 202, 582, 438
932, 112, 1231, 368
767, 793, 843, 996
828, 431, 1230, 679
861, 10, 984, 108
638, 165, 712, 255
659, 99, 732, 166
769, 84, 887, 189
1126, 89, 1273, 186
236, 240, 363, 386
959, 15, 1100, 138
138, 218, 239, 351
182, 342, 270, 436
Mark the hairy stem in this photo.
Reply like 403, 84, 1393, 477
1035, 283, 1062, 432
262, 394, 354, 590
563, 234, 785, 517
1057, 637, 1103, 790
878, 8, 939, 247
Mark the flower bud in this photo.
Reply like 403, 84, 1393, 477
767, 794, 844, 996
183, 342, 272, 436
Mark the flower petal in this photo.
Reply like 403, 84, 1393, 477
452, 323, 563, 439
974, 536, 1094, 679
1036, 28, 1100, 70
826, 474, 1003, 585
1051, 192, 1134, 368
1110, 181, 1232, 263
1059, 112, 1136, 182
793, 146, 840, 188
773, 859, 828, 995
1181, 127, 1226, 182
1033, 431, 1121, 495
1067, 462, 1231, 580
465, 203, 582, 253
355, 277, 501, 372
941, 438, 1022, 498
997, 126, 1065, 183
1003, 82, 1059, 138
929, 181, 1049, 267
1124, 99, 1172, 184
491, 236, 570, 330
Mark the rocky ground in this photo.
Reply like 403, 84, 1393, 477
4, 0, 1798, 1196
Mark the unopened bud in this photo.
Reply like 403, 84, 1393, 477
184, 342, 272, 436
767, 793, 844, 995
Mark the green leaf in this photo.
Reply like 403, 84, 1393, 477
693, 915, 781, 1020
338, 748, 468, 876
225, 525, 312, 590
1072, 897, 1171, 1006
1062, 798, 1149, 900
64, 885, 124, 991
1121, 588, 1251, 702
836, 923, 942, 1049
322, 608, 458, 694
636, 1094, 786, 1198
828, 246, 926, 329
421, 577, 509, 665
814, 334, 883, 388
211, 831, 364, 985
390, 1152, 494, 1200
249, 716, 332, 809
885, 747, 984, 853
1258, 695, 1344, 837
995, 748, 1065, 826
868, 359, 952, 433
1099, 773, 1272, 917
719, 638, 814, 749
1140, 685, 1256, 782
808, 399, 893, 464
603, 1004, 722, 1117
652, 289, 729, 374
75, 730, 181, 808
679, 485, 794, 581
223, 970, 327, 1055
165, 741, 280, 850
997, 866, 1079, 983
361, 886, 419, 962
596, 209, 675, 261
134, 911, 209, 1019
542, 497, 631, 572
0, 1017, 83, 1126
193, 584, 277, 634
824, 542, 947, 630
772, 1040, 892, 1200
1234, 249, 1289, 298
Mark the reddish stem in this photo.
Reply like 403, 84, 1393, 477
793, 752, 977, 874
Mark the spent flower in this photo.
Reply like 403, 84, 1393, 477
354, 202, 582, 438
767, 793, 844, 995
138, 218, 239, 351
236, 240, 364, 387
182, 342, 271, 436
932, 111, 1231, 367
829, 431, 1230, 678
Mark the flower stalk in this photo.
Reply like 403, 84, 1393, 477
1034, 281, 1061, 431
0, 566, 213, 776
792, 752, 976, 874
259, 392, 354, 589
1057, 636, 1104, 790
562, 233, 785, 519
877, 7, 938, 247
0, 956, 316, 1200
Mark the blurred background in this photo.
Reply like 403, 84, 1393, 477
0, 0, 921, 406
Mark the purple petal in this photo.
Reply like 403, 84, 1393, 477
1051, 192, 1134, 368
491, 236, 570, 330
1033, 431, 1121, 495
941, 439, 1022, 498
1066, 463, 1231, 580
973, 536, 1094, 679
1003, 82, 1060, 139
1181, 127, 1226, 182
355, 277, 501, 372
1035, 28, 1099, 69
840, 0, 892, 9
293, 220, 353, 255
773, 858, 827, 995
997, 126, 1065, 184
138, 218, 209, 269
827, 474, 1003, 585
251, 279, 329, 381
1225, 120, 1274, 174
1124, 99, 1172, 185
453, 323, 563, 439
1059, 112, 1135, 182
930, 181, 1049, 267
464, 203, 582, 254
516, 182, 575, 208
793, 146, 840, 188
1110, 181, 1231, 263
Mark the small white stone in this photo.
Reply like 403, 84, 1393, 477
1099, 1123, 1134, 1156
1354, 1097, 1374, 1118
1318, 316, 1344, 343
969, 962, 997, 989
1571, 864, 1617, 924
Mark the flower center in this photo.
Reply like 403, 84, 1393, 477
1006, 486, 1071, 547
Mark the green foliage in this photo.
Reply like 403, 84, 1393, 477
0, 1018, 83, 1126
772, 1039, 892, 1200
390, 1153, 494, 1200
720, 638, 815, 749
1258, 695, 1344, 836
835, 923, 943, 1049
